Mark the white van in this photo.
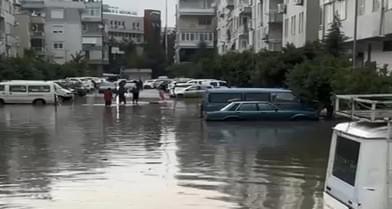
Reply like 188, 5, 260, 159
0, 81, 72, 105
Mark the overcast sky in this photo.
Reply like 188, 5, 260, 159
104, 0, 177, 27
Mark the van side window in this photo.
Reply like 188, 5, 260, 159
28, 85, 51, 93
245, 93, 270, 101
209, 93, 242, 103
10, 85, 27, 92
0, 85, 4, 91
210, 82, 218, 87
274, 93, 297, 102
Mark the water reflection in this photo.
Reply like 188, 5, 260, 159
0, 100, 333, 209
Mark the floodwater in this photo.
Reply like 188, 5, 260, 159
0, 97, 334, 209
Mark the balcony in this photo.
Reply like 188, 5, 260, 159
32, 47, 45, 55
268, 39, 282, 51
239, 5, 251, 15
178, 6, 215, 16
31, 31, 45, 38
177, 39, 214, 48
268, 11, 283, 24
226, 0, 234, 10
238, 25, 249, 37
31, 16, 45, 24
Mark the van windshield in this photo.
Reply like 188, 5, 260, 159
332, 136, 360, 186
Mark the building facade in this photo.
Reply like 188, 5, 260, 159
144, 9, 161, 46
82, 0, 108, 72
216, 0, 252, 54
175, 0, 216, 63
19, 0, 85, 64
103, 6, 144, 45
319, 0, 392, 69
282, 0, 320, 48
252, 0, 284, 52
0, 0, 19, 58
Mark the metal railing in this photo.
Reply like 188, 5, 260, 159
335, 94, 392, 122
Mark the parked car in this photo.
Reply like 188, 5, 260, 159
188, 79, 228, 88
143, 80, 156, 89
0, 81, 73, 105
98, 81, 116, 93
205, 101, 319, 121
54, 80, 88, 97
181, 85, 212, 98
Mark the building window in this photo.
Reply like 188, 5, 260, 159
299, 12, 304, 34
373, 0, 381, 12
335, 0, 347, 20
53, 42, 64, 49
324, 3, 334, 25
190, 33, 194, 41
284, 18, 289, 38
181, 33, 185, 41
209, 33, 213, 41
52, 25, 64, 34
291, 15, 296, 35
358, 0, 366, 16
199, 17, 212, 25
51, 9, 64, 19
383, 40, 392, 51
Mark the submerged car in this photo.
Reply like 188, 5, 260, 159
205, 101, 319, 121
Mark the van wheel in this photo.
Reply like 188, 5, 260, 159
0, 99, 4, 106
33, 99, 46, 106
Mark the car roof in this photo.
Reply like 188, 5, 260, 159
0, 80, 53, 85
207, 88, 292, 93
229, 101, 273, 104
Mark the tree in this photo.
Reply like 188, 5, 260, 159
323, 15, 348, 57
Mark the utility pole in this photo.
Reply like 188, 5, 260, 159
353, 0, 358, 70
165, 0, 169, 60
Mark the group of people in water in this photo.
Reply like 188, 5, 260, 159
103, 80, 143, 106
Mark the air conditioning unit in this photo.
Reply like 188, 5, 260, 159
293, 0, 304, 6
31, 24, 39, 32
277, 4, 287, 14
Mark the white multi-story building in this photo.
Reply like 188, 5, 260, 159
282, 0, 320, 48
320, 0, 392, 69
216, 0, 252, 54
0, 0, 19, 58
82, 0, 108, 71
252, 0, 284, 52
19, 0, 85, 64
175, 0, 216, 63
103, 6, 144, 45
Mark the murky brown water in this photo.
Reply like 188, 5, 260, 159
0, 97, 333, 209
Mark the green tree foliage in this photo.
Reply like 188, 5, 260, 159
0, 50, 90, 81
323, 15, 348, 57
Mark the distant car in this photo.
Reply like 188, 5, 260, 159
205, 101, 319, 121
143, 80, 156, 89
98, 81, 116, 93
181, 85, 212, 98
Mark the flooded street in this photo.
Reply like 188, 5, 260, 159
0, 97, 333, 209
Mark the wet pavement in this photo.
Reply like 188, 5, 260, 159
0, 96, 334, 209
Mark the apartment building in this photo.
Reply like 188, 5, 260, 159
216, 0, 252, 54
320, 0, 392, 69
82, 0, 108, 71
282, 0, 320, 48
175, 0, 216, 63
19, 0, 85, 64
0, 0, 19, 58
252, 0, 284, 52
103, 5, 144, 45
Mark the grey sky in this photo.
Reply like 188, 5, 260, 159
104, 0, 177, 27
